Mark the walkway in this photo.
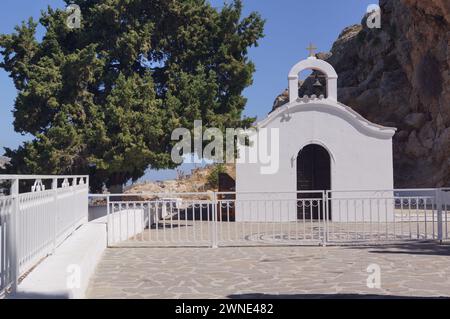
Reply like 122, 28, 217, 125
87, 243, 450, 298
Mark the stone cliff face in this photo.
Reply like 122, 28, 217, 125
273, 0, 450, 187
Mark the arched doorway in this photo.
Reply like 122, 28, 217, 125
296, 144, 331, 220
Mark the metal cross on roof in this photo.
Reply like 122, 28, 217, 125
306, 43, 317, 57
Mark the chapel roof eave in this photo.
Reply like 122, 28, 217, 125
256, 98, 397, 139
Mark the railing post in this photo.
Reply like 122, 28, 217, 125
52, 178, 58, 252
322, 190, 328, 246
106, 195, 110, 247
211, 192, 218, 248
436, 188, 443, 243
10, 178, 19, 293
86, 176, 90, 220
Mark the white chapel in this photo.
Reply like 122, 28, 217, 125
235, 52, 397, 222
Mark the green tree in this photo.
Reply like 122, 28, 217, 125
0, 0, 264, 191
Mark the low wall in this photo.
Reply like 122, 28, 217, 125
12, 220, 107, 299
107, 208, 148, 245
88, 205, 107, 221
10, 208, 144, 299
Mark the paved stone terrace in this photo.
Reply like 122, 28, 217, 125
86, 243, 450, 298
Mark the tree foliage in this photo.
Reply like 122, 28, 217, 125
0, 0, 264, 191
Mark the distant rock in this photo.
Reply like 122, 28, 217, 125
272, 0, 450, 187
126, 163, 235, 196
0, 156, 10, 169
271, 88, 289, 111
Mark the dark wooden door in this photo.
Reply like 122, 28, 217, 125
297, 144, 331, 220
217, 173, 235, 221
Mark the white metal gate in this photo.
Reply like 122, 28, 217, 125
98, 188, 450, 248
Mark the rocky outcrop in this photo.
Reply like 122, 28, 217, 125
0, 156, 10, 169
273, 0, 450, 187
125, 163, 235, 195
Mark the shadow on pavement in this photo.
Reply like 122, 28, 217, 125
7, 291, 69, 299
228, 293, 449, 299
345, 242, 450, 256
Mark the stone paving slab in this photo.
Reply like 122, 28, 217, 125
87, 243, 450, 299
86, 243, 450, 299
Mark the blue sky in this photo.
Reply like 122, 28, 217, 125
0, 0, 377, 180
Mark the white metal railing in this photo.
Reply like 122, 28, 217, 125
91, 188, 449, 248
442, 188, 450, 240
324, 189, 446, 243
0, 175, 88, 295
